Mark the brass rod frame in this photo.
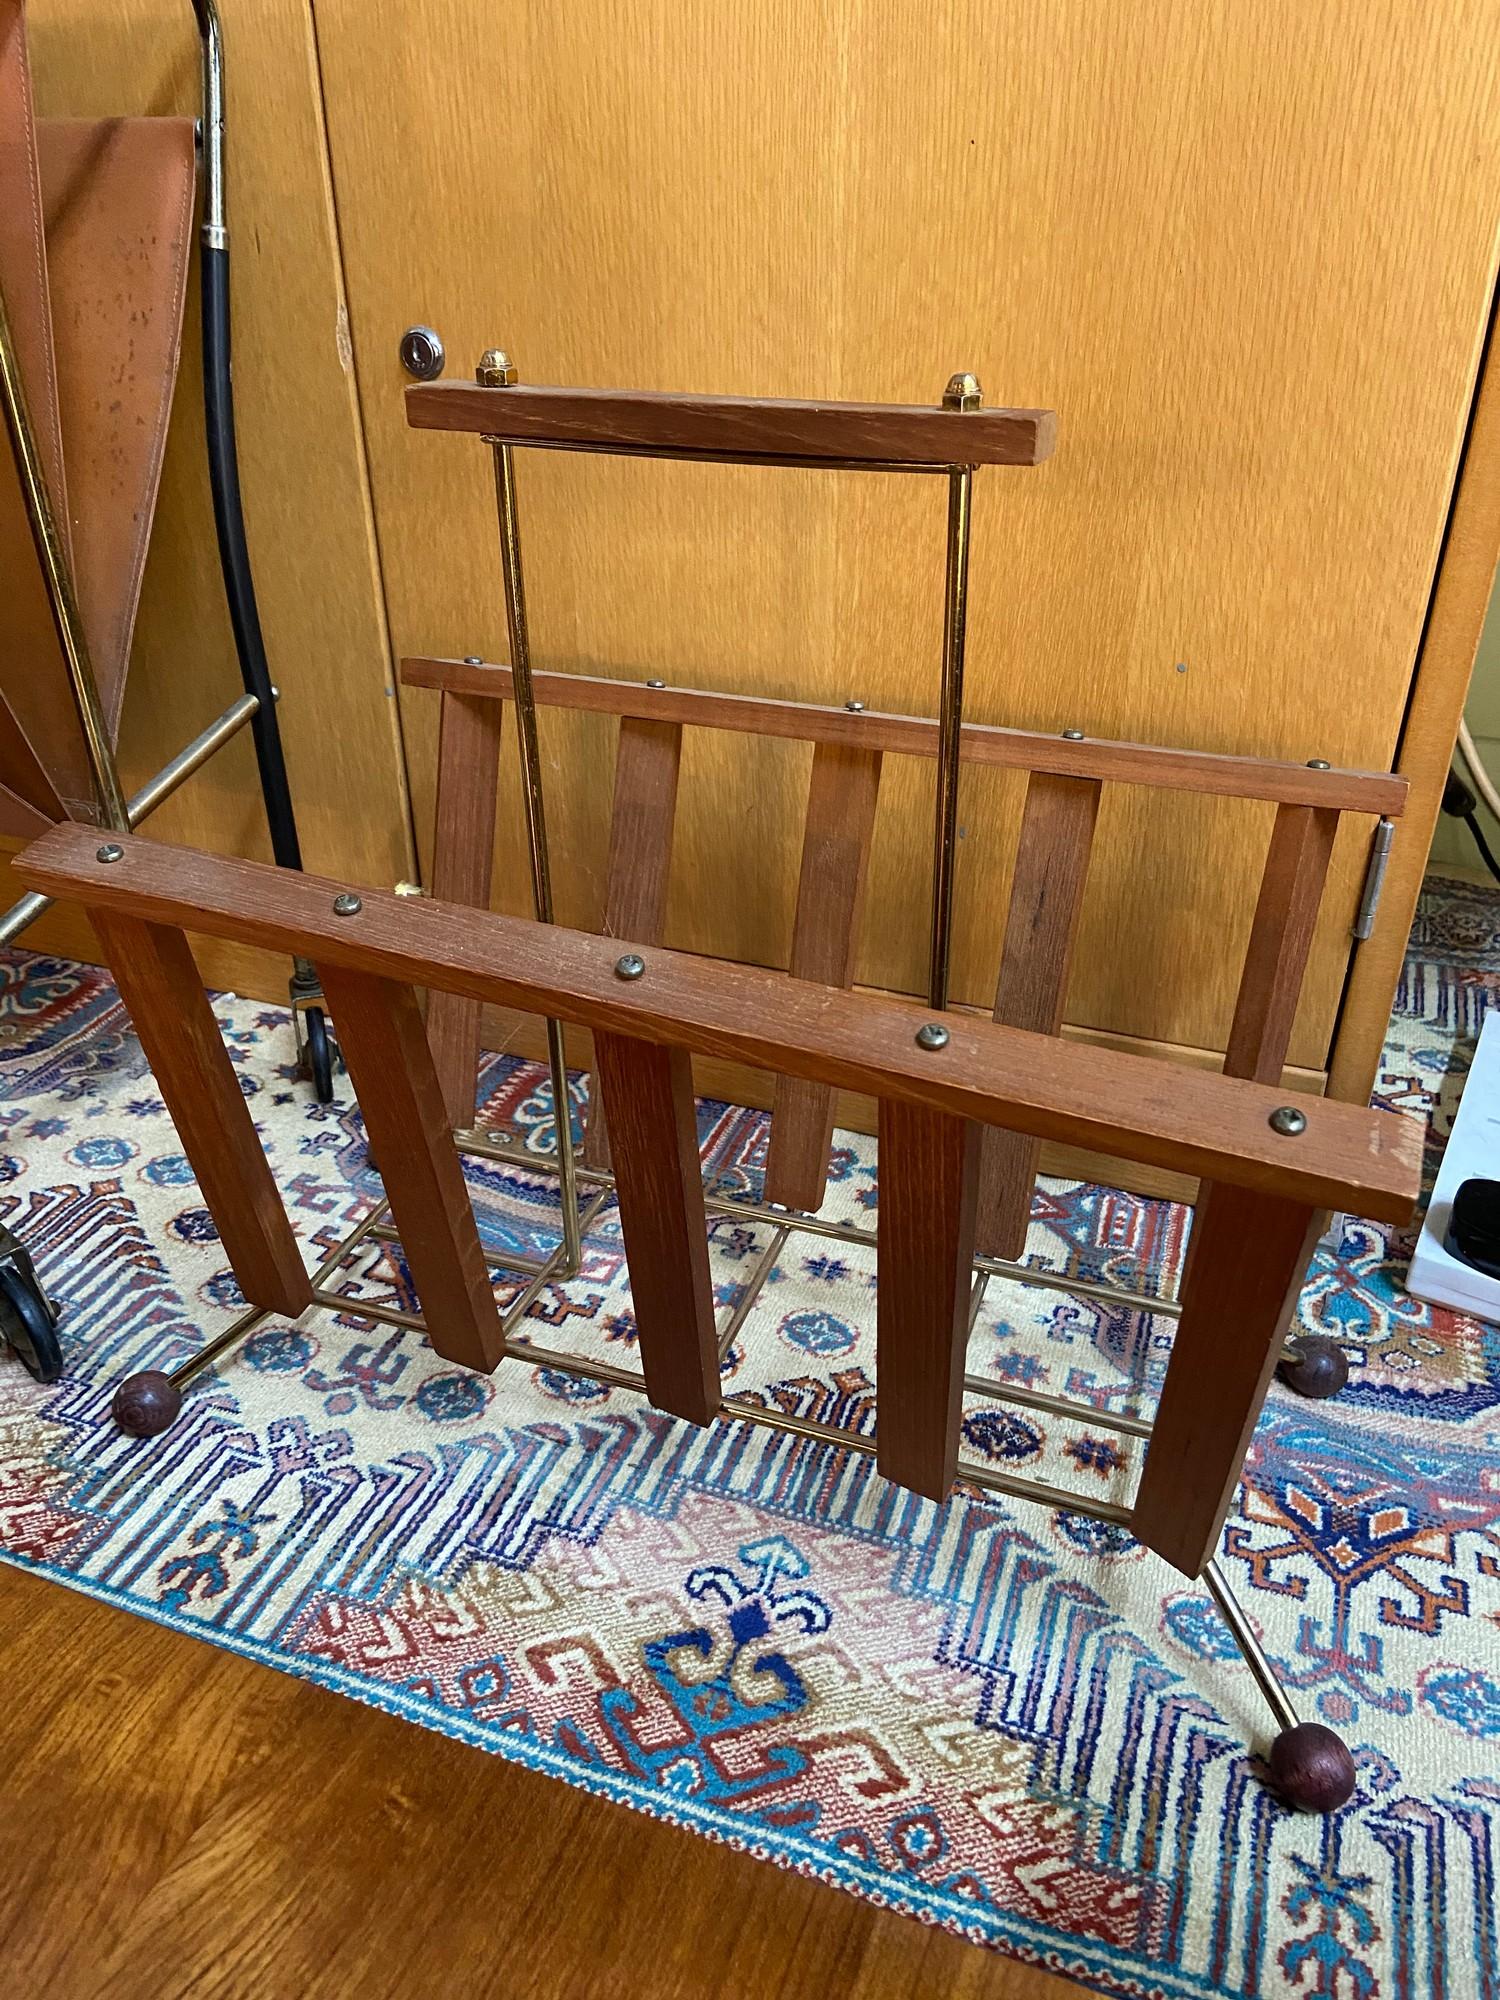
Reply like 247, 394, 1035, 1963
486, 435, 582, 1274
930, 463, 974, 1009
1202, 1557, 1302, 1736
146, 1136, 1302, 1746
0, 690, 262, 948
0, 280, 129, 831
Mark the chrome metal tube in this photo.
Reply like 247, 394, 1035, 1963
0, 693, 261, 947
488, 435, 582, 1271
189, 0, 227, 248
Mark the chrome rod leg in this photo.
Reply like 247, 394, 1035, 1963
482, 353, 581, 1274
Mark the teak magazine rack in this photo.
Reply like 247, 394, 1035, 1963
15, 365, 1420, 1816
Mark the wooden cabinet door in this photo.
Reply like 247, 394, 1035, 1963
314, 0, 1500, 1071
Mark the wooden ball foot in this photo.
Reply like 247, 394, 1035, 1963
1277, 1335, 1348, 1400
112, 1370, 182, 1438
1268, 1722, 1357, 1813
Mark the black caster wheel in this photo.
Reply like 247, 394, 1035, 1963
0, 1228, 63, 1384
304, 1005, 336, 1105
113, 1370, 183, 1437
1268, 1722, 1357, 1813
1277, 1335, 1349, 1400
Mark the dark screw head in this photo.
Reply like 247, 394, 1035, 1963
1269, 1105, 1308, 1137
332, 892, 363, 917
1062, 728, 1085, 741
645, 679, 666, 690
615, 953, 646, 981
915, 1021, 951, 1051
95, 842, 124, 863
1306, 759, 1332, 771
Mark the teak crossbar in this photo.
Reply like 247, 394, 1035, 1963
16, 825, 1419, 1594
400, 657, 1409, 815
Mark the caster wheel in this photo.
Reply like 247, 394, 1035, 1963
1269, 1722, 1357, 1813
0, 1237, 63, 1384
304, 1006, 336, 1105
113, 1370, 182, 1438
1278, 1335, 1349, 1400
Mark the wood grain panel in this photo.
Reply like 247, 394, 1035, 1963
407, 380, 1056, 465
764, 740, 882, 1209
5, 0, 411, 982
91, 908, 310, 1318
876, 1096, 980, 1504
592, 1030, 718, 1424
318, 963, 504, 1372
318, 0, 1499, 1074
17, 826, 1421, 1222
1223, 804, 1339, 1084
584, 715, 682, 1166
875, 1098, 980, 1499
1132, 1187, 1321, 1576
401, 658, 1408, 812
975, 772, 1099, 1257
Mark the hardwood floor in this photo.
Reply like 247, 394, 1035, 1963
0, 1563, 1089, 2000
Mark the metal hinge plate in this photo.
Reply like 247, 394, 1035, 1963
1353, 817, 1396, 941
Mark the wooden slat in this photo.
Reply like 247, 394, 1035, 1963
1131, 1185, 1321, 1576
17, 828, 1422, 1224
763, 742, 883, 1210
399, 658, 1408, 816
875, 1100, 980, 1500
584, 717, 683, 1169
317, 966, 504, 1374
975, 772, 1100, 1257
1223, 804, 1340, 1084
425, 688, 505, 1128
592, 1030, 718, 1425
91, 911, 311, 1320
405, 381, 1055, 468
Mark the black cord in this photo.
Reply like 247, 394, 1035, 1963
1464, 809, 1500, 887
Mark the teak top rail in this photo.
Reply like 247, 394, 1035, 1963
404, 382, 1057, 469
399, 657, 1409, 816
18, 825, 1419, 1223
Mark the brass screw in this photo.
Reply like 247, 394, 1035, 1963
615, 953, 646, 981
942, 371, 983, 412
95, 843, 124, 863
915, 1021, 951, 1051
1269, 1105, 1307, 1137
476, 349, 518, 387
332, 893, 363, 917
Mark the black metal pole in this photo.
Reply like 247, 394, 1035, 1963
199, 243, 302, 874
